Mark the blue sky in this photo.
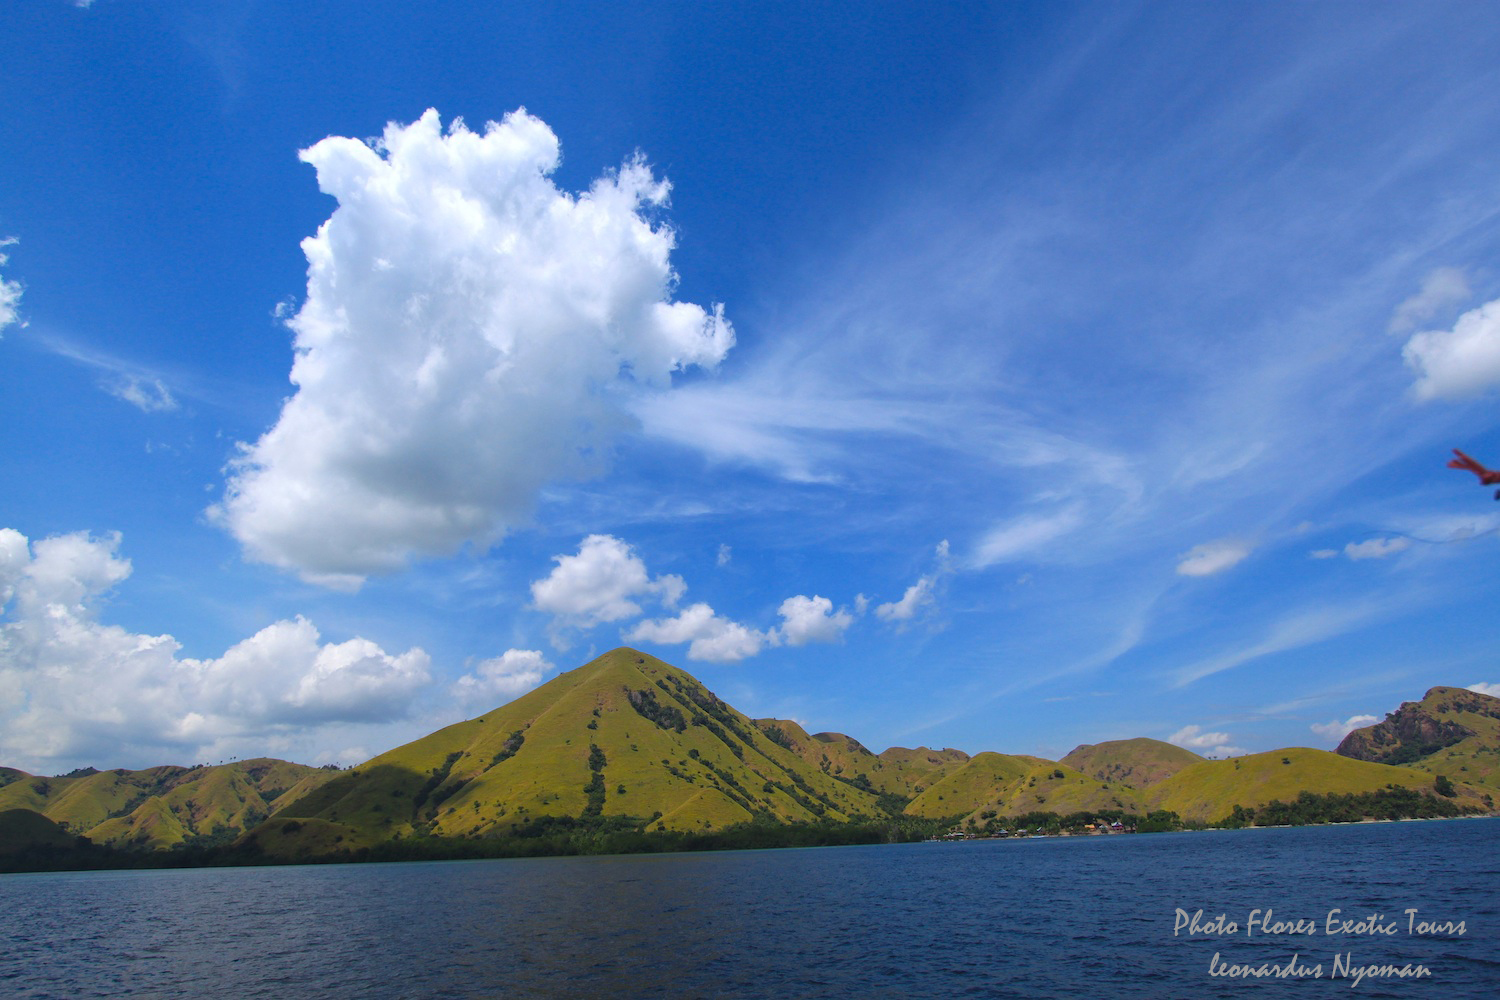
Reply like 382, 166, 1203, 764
3, 1, 1499, 774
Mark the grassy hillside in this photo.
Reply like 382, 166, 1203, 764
1337, 686, 1500, 798
865, 746, 971, 798
754, 719, 882, 784
1148, 746, 1490, 824
258, 649, 888, 857
0, 808, 80, 854
905, 752, 1145, 823
0, 758, 341, 850
1060, 738, 1203, 788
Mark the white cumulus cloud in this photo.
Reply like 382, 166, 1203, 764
1176, 538, 1253, 577
0, 527, 430, 771
876, 577, 935, 623
213, 109, 733, 586
1168, 724, 1243, 757
531, 534, 684, 643
1404, 296, 1500, 401
1468, 682, 1500, 698
532, 535, 856, 660
625, 603, 775, 663
1310, 714, 1379, 743
775, 594, 855, 646
452, 649, 554, 708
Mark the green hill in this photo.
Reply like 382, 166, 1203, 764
754, 719, 880, 783
866, 746, 971, 798
0, 808, 81, 855
1060, 738, 1203, 788
750, 719, 942, 802
256, 648, 888, 857
1147, 746, 1490, 824
1337, 686, 1500, 797
905, 752, 1145, 823
0, 758, 342, 850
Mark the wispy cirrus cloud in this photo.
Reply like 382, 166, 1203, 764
1310, 536, 1412, 561
971, 509, 1084, 569
1388, 267, 1470, 334
0, 238, 22, 336
1176, 538, 1254, 577
1343, 537, 1412, 560
109, 375, 178, 413
25, 333, 181, 413
1172, 602, 1390, 688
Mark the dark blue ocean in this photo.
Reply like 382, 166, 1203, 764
3, 819, 1496, 999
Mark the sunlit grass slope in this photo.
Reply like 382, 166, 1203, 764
1147, 746, 1490, 824
754, 719, 884, 784
1060, 738, 1204, 788
865, 746, 971, 798
0, 758, 341, 849
259, 649, 887, 856
905, 753, 1145, 822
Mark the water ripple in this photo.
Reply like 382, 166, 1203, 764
0, 819, 1495, 998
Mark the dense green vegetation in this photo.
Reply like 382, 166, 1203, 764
0, 812, 952, 873
963, 807, 1142, 836
944, 784, 1486, 837
1214, 786, 1486, 828
581, 744, 608, 817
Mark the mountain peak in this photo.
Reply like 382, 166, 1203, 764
257, 650, 888, 855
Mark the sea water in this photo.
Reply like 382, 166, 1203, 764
3, 818, 1497, 998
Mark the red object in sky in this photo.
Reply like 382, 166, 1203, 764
1448, 449, 1500, 489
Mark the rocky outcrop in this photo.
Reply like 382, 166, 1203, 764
1336, 689, 1477, 766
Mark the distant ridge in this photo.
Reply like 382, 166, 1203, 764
1061, 738, 1203, 788
0, 758, 340, 850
